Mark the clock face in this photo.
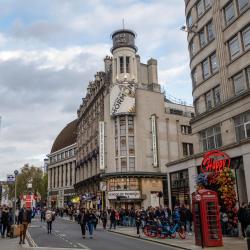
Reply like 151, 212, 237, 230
114, 33, 127, 45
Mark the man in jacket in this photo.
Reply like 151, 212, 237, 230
18, 204, 32, 244
238, 202, 247, 238
109, 208, 116, 230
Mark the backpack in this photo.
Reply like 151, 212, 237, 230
46, 212, 52, 221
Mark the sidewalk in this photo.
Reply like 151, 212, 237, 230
108, 226, 247, 250
0, 237, 30, 250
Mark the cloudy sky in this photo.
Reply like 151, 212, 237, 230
0, 0, 192, 180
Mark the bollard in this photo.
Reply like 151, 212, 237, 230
246, 225, 250, 250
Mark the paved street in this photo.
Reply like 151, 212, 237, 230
28, 217, 177, 250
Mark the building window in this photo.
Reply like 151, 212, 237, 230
207, 21, 214, 42
229, 36, 240, 60
181, 125, 192, 134
204, 0, 212, 9
170, 170, 190, 208
191, 68, 197, 87
199, 29, 207, 48
120, 136, 127, 156
182, 143, 194, 157
128, 116, 134, 134
205, 91, 213, 110
237, 0, 249, 13
242, 26, 250, 50
200, 124, 222, 151
115, 137, 118, 157
121, 158, 127, 172
187, 13, 192, 27
189, 39, 195, 56
210, 53, 218, 73
129, 157, 135, 171
213, 85, 221, 106
234, 111, 250, 141
202, 58, 210, 79
233, 72, 245, 95
116, 158, 119, 172
119, 56, 124, 73
126, 56, 130, 73
120, 116, 126, 135
197, 0, 205, 17
115, 117, 118, 136
128, 136, 135, 155
225, 2, 235, 25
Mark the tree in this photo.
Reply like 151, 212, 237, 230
8, 164, 48, 201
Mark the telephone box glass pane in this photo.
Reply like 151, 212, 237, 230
194, 203, 202, 241
206, 201, 219, 239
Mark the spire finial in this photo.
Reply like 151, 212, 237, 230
122, 18, 125, 29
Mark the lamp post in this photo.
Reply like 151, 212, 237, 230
13, 169, 19, 224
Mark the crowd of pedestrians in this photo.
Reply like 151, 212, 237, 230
0, 204, 13, 238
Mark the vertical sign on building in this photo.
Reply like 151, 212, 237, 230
151, 114, 158, 167
99, 121, 105, 170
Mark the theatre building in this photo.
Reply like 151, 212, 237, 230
47, 120, 77, 208
165, 0, 250, 209
74, 28, 195, 209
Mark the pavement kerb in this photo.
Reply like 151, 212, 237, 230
107, 229, 192, 250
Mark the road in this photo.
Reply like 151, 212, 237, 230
28, 216, 178, 250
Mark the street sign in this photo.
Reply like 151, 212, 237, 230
7, 174, 15, 183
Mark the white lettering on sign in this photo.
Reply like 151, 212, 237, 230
151, 114, 158, 167
99, 121, 105, 170
110, 82, 135, 116
108, 191, 141, 200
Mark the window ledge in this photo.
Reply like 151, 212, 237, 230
222, 6, 250, 32
192, 71, 219, 95
226, 48, 250, 69
191, 88, 250, 123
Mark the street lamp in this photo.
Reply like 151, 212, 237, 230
13, 169, 19, 224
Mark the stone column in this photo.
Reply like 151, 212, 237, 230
67, 163, 71, 187
63, 164, 67, 187
72, 161, 75, 185
48, 168, 51, 189
58, 166, 62, 188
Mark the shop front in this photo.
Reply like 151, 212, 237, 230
103, 173, 165, 209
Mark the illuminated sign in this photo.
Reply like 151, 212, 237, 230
99, 121, 105, 170
110, 82, 135, 116
200, 150, 230, 173
108, 191, 140, 200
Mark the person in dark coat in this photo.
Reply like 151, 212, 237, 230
1, 205, 9, 238
109, 208, 116, 230
18, 204, 32, 244
135, 210, 141, 237
238, 202, 247, 238
100, 210, 108, 229
7, 207, 13, 237
78, 208, 87, 238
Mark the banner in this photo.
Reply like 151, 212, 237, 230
151, 114, 158, 167
108, 191, 140, 200
99, 121, 105, 170
110, 82, 135, 116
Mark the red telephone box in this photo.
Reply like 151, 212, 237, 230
192, 189, 223, 247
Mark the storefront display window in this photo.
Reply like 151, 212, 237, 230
170, 169, 190, 208
108, 178, 139, 191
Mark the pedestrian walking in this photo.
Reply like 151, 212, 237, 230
185, 205, 193, 236
100, 210, 108, 229
86, 209, 95, 239
238, 202, 247, 238
18, 204, 32, 244
0, 205, 3, 236
135, 210, 141, 237
78, 208, 87, 239
45, 208, 55, 234
129, 207, 135, 227
1, 205, 9, 238
7, 207, 13, 237
109, 208, 116, 230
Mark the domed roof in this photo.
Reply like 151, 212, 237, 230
50, 119, 77, 153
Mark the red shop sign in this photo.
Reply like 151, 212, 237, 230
200, 150, 230, 173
